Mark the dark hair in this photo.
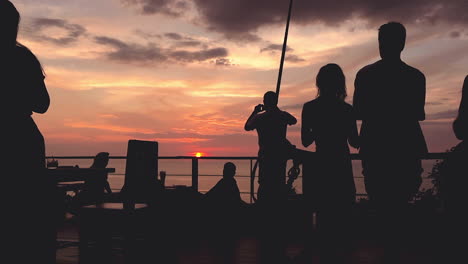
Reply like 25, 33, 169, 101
0, 1, 20, 47
1, 1, 45, 74
263, 91, 278, 107
460, 75, 468, 116
316, 63, 347, 100
453, 75, 468, 140
378, 22, 406, 51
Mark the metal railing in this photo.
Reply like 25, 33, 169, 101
47, 153, 448, 203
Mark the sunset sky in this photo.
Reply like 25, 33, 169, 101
13, 0, 468, 156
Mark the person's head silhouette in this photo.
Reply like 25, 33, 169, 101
378, 22, 406, 61
0, 1, 20, 50
223, 162, 236, 179
90, 152, 110, 168
263, 91, 278, 111
316, 63, 347, 101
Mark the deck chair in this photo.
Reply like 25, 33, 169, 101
78, 140, 159, 263
120, 139, 159, 208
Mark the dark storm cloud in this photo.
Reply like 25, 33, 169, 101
169, 47, 228, 62
260, 44, 293, 53
213, 58, 234, 66
125, 0, 468, 40
95, 36, 167, 63
94, 36, 228, 65
163, 32, 204, 47
164, 32, 183, 40
260, 43, 304, 63
27, 18, 86, 45
123, 0, 188, 16
194, 0, 468, 39
285, 54, 305, 63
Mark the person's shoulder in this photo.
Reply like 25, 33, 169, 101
402, 62, 425, 79
303, 99, 319, 109
357, 60, 381, 76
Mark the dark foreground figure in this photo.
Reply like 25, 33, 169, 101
439, 75, 468, 263
353, 22, 428, 262
1, 1, 56, 263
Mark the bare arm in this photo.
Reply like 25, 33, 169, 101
244, 104, 263, 131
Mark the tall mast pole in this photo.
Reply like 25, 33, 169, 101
275, 0, 294, 101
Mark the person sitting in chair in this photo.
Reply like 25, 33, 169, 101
90, 152, 112, 194
69, 152, 112, 213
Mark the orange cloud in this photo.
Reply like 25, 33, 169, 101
65, 121, 157, 134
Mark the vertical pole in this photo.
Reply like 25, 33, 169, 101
192, 158, 199, 191
275, 0, 294, 99
250, 159, 253, 204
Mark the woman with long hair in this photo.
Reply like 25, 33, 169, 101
1, 1, 55, 263
301, 63, 359, 262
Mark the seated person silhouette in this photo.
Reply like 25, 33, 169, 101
69, 152, 112, 213
89, 152, 112, 194
204, 162, 245, 208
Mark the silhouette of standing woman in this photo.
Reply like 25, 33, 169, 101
301, 64, 359, 263
1, 1, 55, 263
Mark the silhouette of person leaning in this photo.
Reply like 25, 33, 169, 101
244, 91, 296, 264
301, 64, 359, 263
353, 21, 428, 260
244, 91, 297, 205
1, 1, 55, 263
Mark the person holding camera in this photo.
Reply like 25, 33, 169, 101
244, 91, 297, 205
245, 91, 296, 264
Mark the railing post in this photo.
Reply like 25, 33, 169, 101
192, 157, 199, 191
250, 159, 253, 204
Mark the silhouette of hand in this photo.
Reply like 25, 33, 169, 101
254, 104, 264, 113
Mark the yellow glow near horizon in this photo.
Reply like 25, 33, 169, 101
195, 152, 203, 158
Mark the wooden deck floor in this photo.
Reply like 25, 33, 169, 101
55, 209, 445, 264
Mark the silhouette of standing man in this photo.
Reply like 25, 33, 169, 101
1, 1, 55, 263
353, 23, 427, 259
245, 91, 296, 264
354, 22, 427, 207
245, 91, 297, 205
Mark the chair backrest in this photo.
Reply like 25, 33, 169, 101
121, 140, 158, 203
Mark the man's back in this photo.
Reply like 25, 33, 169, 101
353, 59, 427, 156
254, 108, 296, 153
